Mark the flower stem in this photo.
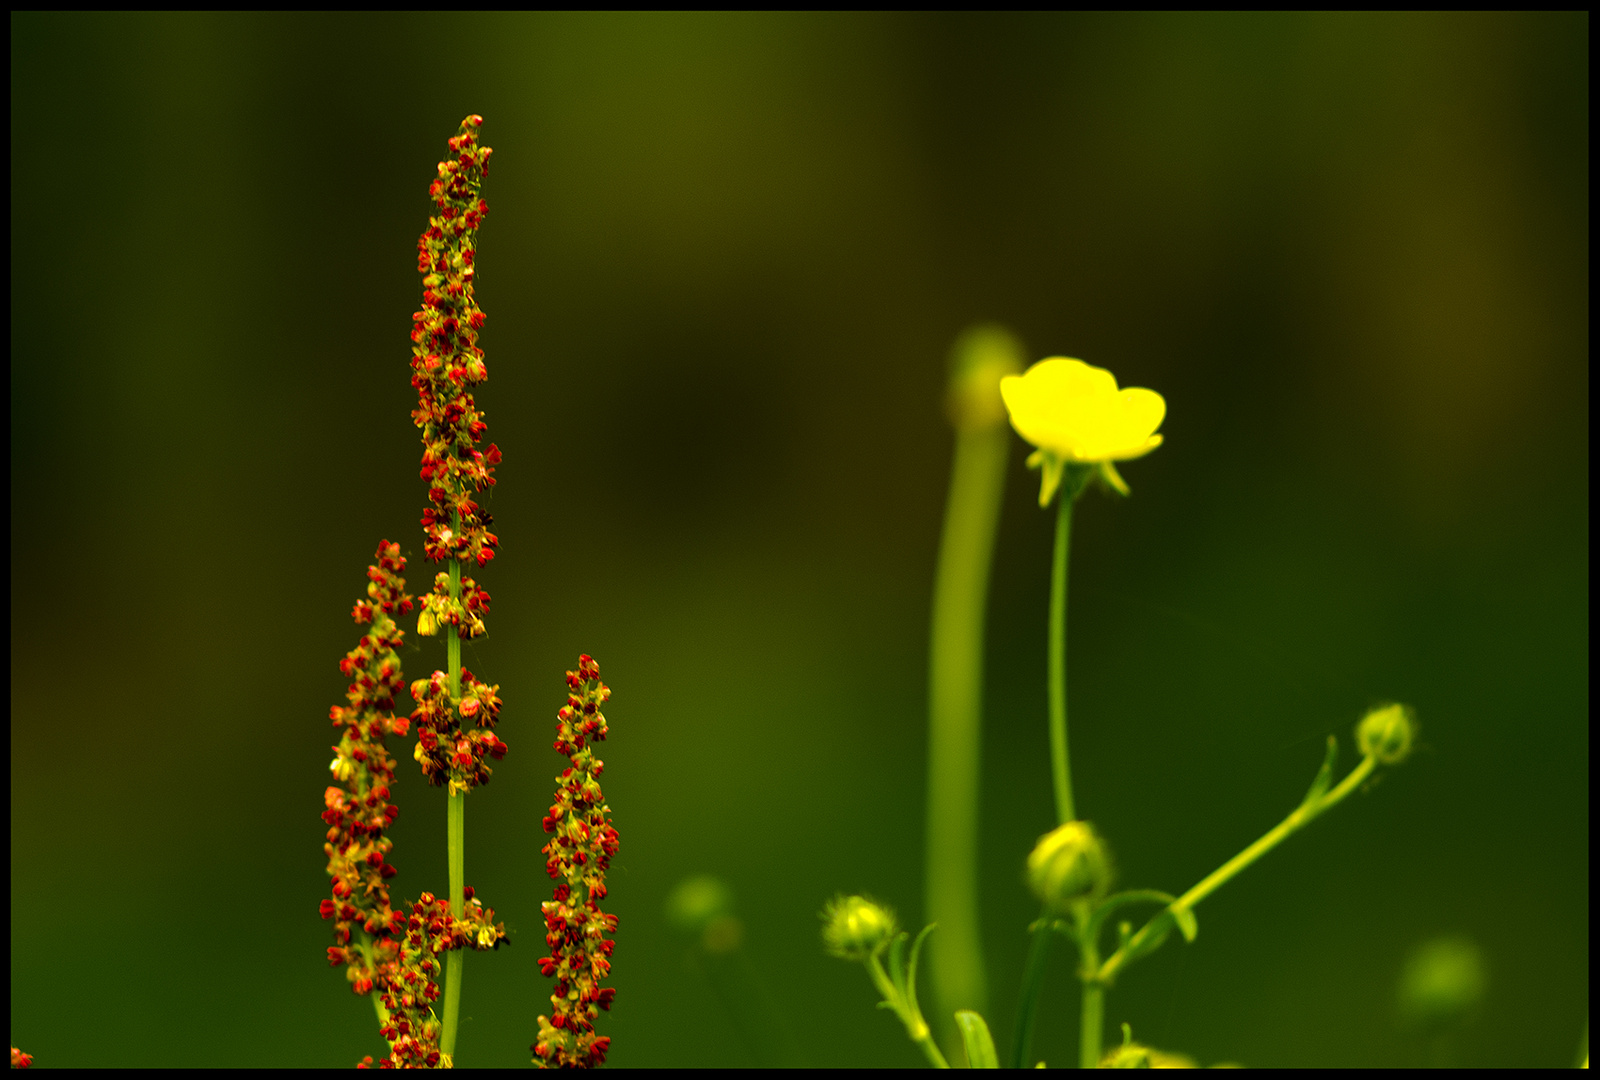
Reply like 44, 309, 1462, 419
1009, 913, 1054, 1068
1078, 937, 1103, 1069
1048, 492, 1076, 825
925, 418, 1009, 1038
866, 953, 949, 1069
357, 933, 392, 1031
1096, 752, 1380, 986
441, 555, 465, 1060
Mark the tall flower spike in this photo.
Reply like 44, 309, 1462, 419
533, 656, 620, 1068
321, 542, 413, 993
412, 114, 501, 620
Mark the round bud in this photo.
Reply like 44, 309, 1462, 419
664, 875, 734, 938
1027, 821, 1112, 910
1397, 936, 1486, 1032
946, 324, 1025, 433
1356, 703, 1416, 765
820, 895, 898, 961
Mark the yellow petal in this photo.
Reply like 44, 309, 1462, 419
1001, 357, 1166, 464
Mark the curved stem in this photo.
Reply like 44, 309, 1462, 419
1097, 753, 1380, 985
866, 953, 950, 1068
1009, 914, 1054, 1069
925, 422, 1008, 1039
440, 554, 465, 1060
1048, 493, 1076, 825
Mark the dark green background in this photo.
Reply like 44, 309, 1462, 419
10, 12, 1587, 1068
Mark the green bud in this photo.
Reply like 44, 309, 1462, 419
946, 324, 1025, 433
1026, 821, 1112, 910
1356, 703, 1417, 764
820, 894, 898, 961
1100, 1024, 1197, 1068
1396, 936, 1486, 1032
664, 875, 745, 954
664, 875, 734, 937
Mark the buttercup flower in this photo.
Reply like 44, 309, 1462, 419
1000, 358, 1165, 505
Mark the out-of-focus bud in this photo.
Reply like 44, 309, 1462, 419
664, 875, 744, 953
1396, 935, 1486, 1032
1027, 821, 1112, 910
330, 755, 354, 782
820, 895, 898, 961
1100, 1024, 1197, 1068
946, 324, 1025, 433
417, 607, 437, 636
1356, 703, 1416, 765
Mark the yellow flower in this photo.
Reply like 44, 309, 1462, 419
1000, 357, 1165, 505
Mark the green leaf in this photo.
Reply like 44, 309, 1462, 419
1171, 905, 1198, 943
886, 931, 908, 999
1299, 736, 1339, 812
954, 1010, 999, 1068
904, 923, 936, 1019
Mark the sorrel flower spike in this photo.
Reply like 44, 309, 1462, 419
533, 656, 620, 1069
372, 887, 510, 1069
321, 542, 413, 993
408, 666, 508, 797
412, 115, 501, 621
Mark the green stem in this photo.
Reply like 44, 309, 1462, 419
1078, 938, 1103, 1070
925, 421, 1009, 1039
440, 555, 465, 1061
866, 953, 949, 1069
1097, 753, 1380, 986
1048, 493, 1076, 825
1009, 914, 1054, 1069
357, 933, 392, 1033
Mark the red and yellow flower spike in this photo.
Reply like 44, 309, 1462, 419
321, 541, 413, 991
533, 655, 620, 1068
411, 114, 500, 589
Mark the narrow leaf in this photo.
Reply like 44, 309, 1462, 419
904, 923, 937, 1018
1300, 736, 1338, 811
1171, 905, 1198, 943
955, 1010, 999, 1069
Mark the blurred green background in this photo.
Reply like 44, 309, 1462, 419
9, 12, 1588, 1068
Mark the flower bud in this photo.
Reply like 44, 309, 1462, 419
417, 607, 437, 636
1026, 821, 1112, 910
820, 894, 898, 961
664, 875, 734, 938
1356, 703, 1416, 765
1396, 936, 1486, 1032
946, 324, 1024, 433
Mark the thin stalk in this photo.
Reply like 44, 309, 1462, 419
1009, 914, 1054, 1069
1048, 493, 1076, 825
925, 420, 1009, 1039
1077, 937, 1102, 1069
866, 953, 950, 1069
440, 554, 465, 1060
1097, 753, 1380, 986
357, 933, 392, 1031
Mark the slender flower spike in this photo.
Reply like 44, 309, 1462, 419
533, 656, 620, 1069
1000, 357, 1165, 505
321, 542, 414, 990
411, 115, 501, 617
